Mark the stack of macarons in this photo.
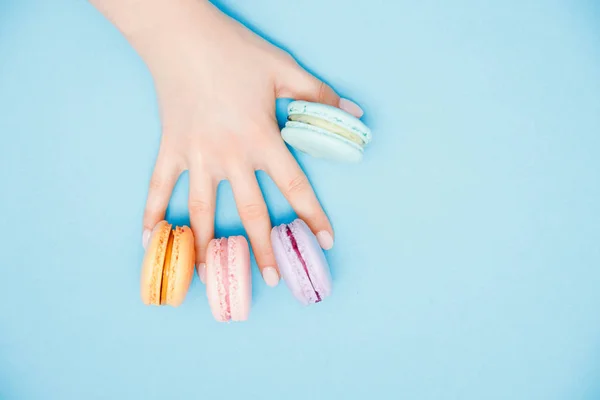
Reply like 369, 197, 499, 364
140, 218, 332, 321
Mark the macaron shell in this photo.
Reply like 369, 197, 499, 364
271, 224, 312, 305
227, 236, 251, 322
288, 115, 365, 146
164, 226, 195, 307
206, 238, 229, 321
282, 124, 364, 163
140, 220, 171, 305
287, 100, 372, 144
289, 219, 332, 300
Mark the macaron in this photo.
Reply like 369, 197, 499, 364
206, 236, 252, 322
281, 100, 372, 163
271, 219, 332, 305
140, 220, 195, 307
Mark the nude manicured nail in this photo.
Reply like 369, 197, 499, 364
142, 229, 151, 249
262, 267, 279, 287
339, 98, 364, 118
316, 231, 334, 250
197, 263, 206, 284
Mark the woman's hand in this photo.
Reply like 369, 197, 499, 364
92, 0, 363, 287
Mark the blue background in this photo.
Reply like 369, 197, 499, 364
1, 0, 599, 399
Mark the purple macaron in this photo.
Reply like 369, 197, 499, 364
271, 219, 332, 305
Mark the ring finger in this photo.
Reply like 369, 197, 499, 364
265, 140, 334, 250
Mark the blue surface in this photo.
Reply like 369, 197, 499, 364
1, 1, 600, 399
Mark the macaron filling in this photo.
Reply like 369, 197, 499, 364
286, 226, 321, 302
287, 114, 365, 147
159, 230, 175, 305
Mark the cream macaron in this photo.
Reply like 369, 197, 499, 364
281, 100, 372, 163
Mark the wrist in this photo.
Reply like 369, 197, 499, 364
91, 0, 219, 65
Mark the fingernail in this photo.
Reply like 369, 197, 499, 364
197, 263, 206, 284
339, 98, 364, 118
316, 231, 334, 250
142, 229, 151, 249
262, 267, 279, 287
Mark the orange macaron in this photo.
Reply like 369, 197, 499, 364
140, 220, 195, 307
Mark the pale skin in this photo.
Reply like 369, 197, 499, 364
90, 0, 363, 287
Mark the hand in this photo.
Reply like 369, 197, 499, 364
93, 0, 363, 287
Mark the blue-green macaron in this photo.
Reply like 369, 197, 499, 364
281, 101, 372, 163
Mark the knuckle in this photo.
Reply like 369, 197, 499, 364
186, 142, 208, 164
189, 199, 212, 216
285, 174, 310, 197
249, 239, 274, 263
142, 209, 154, 221
251, 133, 275, 154
258, 246, 274, 263
239, 203, 268, 222
195, 245, 208, 263
242, 121, 265, 141
317, 81, 327, 104
148, 176, 164, 192
275, 49, 297, 67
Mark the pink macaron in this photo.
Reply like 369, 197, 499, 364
206, 236, 252, 322
271, 219, 332, 305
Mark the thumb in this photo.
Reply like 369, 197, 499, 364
278, 66, 364, 118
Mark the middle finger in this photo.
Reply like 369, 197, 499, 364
229, 168, 280, 287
